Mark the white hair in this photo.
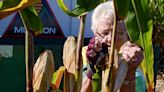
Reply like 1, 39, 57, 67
91, 1, 114, 33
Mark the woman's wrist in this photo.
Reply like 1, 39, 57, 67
123, 79, 135, 85
86, 69, 94, 80
122, 71, 136, 91
125, 71, 135, 81
86, 63, 96, 79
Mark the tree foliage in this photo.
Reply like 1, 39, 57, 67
148, 0, 164, 43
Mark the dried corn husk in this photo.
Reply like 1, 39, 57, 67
63, 36, 77, 92
33, 50, 55, 92
63, 36, 76, 74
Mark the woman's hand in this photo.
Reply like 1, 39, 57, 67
121, 41, 144, 80
86, 36, 103, 65
86, 36, 104, 79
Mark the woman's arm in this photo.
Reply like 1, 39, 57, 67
120, 41, 144, 92
81, 77, 92, 92
81, 36, 102, 92
120, 71, 136, 92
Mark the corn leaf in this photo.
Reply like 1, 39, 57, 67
20, 6, 43, 34
51, 66, 66, 90
114, 0, 129, 19
0, 0, 21, 10
0, 0, 36, 19
77, 0, 102, 12
57, 0, 102, 17
0, 2, 3, 8
56, 0, 79, 17
71, 7, 86, 16
92, 72, 102, 92
125, 0, 154, 90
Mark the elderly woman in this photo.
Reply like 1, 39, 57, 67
81, 1, 145, 92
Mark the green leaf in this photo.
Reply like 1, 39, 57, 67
86, 0, 102, 11
0, 0, 36, 19
57, 0, 102, 17
92, 71, 101, 92
20, 6, 43, 34
114, 0, 129, 19
56, 0, 79, 17
51, 66, 66, 90
125, 0, 154, 90
0, 0, 21, 10
71, 7, 86, 16
76, 0, 86, 8
77, 0, 102, 12
0, 2, 3, 8
0, 0, 21, 19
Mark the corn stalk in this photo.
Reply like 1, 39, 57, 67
0, 1, 42, 92
102, 6, 118, 92
19, 11, 34, 92
101, 0, 130, 91
125, 0, 154, 90
56, 0, 103, 91
75, 15, 86, 92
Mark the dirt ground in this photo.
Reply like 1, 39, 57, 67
155, 69, 164, 92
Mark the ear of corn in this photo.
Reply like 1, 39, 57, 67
63, 36, 77, 92
33, 50, 55, 92
63, 36, 77, 74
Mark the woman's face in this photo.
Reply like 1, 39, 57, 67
115, 22, 128, 49
95, 19, 113, 46
95, 20, 128, 50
